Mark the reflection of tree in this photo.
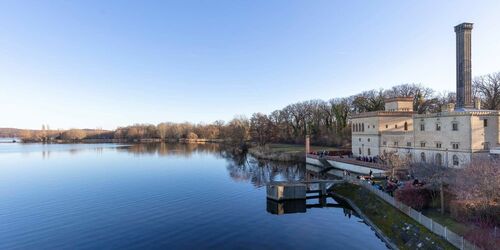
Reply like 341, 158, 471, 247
119, 143, 223, 158
224, 154, 308, 187
118, 143, 324, 188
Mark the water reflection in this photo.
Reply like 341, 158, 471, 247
266, 195, 360, 217
120, 143, 326, 188
120, 143, 222, 157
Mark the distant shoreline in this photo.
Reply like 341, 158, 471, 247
12, 138, 226, 144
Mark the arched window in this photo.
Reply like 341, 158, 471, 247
367, 148, 371, 155
452, 155, 459, 166
362, 123, 365, 132
359, 148, 362, 155
435, 153, 442, 166
420, 152, 426, 162
355, 123, 358, 132
404, 122, 408, 131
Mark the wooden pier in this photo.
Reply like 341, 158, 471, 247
266, 179, 344, 201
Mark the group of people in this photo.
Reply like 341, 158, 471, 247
355, 156, 380, 163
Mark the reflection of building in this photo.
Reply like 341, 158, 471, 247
351, 23, 500, 167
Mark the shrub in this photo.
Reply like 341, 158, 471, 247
395, 183, 431, 211
450, 200, 500, 225
464, 222, 500, 250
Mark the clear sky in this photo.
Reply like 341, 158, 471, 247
1, 0, 499, 130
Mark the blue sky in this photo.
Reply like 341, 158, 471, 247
1, 0, 499, 130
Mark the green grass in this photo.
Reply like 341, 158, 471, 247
334, 183, 457, 250
422, 210, 471, 236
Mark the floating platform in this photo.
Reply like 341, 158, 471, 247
266, 183, 307, 201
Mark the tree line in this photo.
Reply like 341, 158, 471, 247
249, 72, 499, 146
17, 72, 500, 146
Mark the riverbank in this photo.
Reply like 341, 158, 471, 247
332, 183, 456, 250
16, 138, 226, 144
248, 143, 342, 163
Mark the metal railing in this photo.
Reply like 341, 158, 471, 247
342, 175, 480, 250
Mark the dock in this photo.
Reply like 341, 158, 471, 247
266, 179, 344, 201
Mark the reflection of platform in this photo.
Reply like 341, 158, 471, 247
266, 199, 306, 215
266, 196, 358, 216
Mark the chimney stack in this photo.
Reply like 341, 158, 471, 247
455, 23, 474, 109
474, 98, 481, 110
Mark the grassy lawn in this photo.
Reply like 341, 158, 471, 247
334, 183, 456, 250
264, 143, 341, 153
422, 210, 471, 236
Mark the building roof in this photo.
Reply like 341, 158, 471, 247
413, 110, 500, 118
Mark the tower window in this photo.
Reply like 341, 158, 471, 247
452, 143, 459, 149
436, 143, 442, 148
404, 122, 408, 131
484, 119, 488, 127
420, 123, 425, 131
452, 122, 458, 131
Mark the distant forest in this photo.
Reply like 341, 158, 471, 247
5, 72, 499, 147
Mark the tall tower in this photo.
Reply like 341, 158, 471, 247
454, 22, 473, 109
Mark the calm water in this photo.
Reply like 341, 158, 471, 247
0, 143, 387, 249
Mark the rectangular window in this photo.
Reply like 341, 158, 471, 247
436, 143, 442, 148
394, 141, 399, 147
452, 143, 459, 149
484, 119, 488, 127
436, 123, 441, 131
420, 124, 425, 131
367, 138, 371, 142
420, 142, 426, 147
484, 142, 490, 150
406, 142, 411, 147
383, 141, 387, 146
395, 124, 398, 128
385, 124, 388, 128
359, 138, 361, 142
452, 122, 458, 131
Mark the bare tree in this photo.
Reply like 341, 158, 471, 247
452, 159, 500, 209
473, 72, 500, 110
410, 162, 451, 214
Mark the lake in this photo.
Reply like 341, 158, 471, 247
0, 143, 387, 249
